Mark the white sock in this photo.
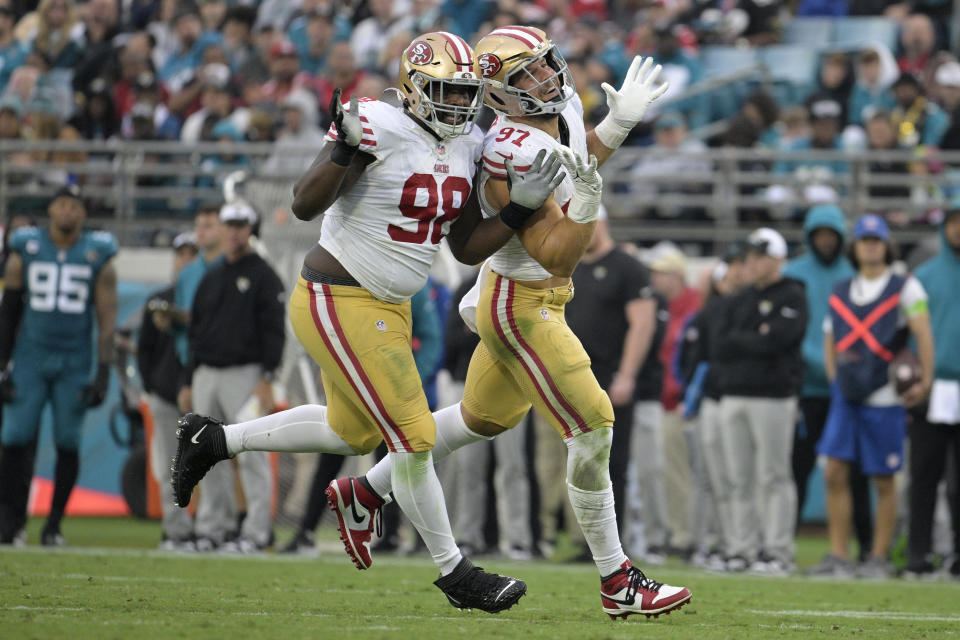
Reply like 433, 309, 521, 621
365, 403, 491, 502
391, 450, 462, 575
566, 429, 628, 576
224, 404, 355, 456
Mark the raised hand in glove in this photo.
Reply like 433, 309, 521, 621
595, 56, 669, 150
499, 148, 566, 230
0, 367, 14, 403
80, 363, 110, 408
556, 148, 602, 223
328, 88, 363, 166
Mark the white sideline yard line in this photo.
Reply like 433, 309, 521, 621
749, 609, 960, 622
6, 606, 88, 611
25, 572, 187, 583
2, 605, 512, 624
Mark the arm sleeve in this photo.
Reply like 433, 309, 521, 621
900, 275, 929, 318
257, 266, 287, 374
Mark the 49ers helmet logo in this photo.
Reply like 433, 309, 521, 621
477, 53, 502, 78
406, 41, 433, 65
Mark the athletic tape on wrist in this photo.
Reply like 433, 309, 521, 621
594, 117, 631, 150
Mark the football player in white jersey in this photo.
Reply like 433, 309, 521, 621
170, 31, 565, 614
343, 26, 694, 619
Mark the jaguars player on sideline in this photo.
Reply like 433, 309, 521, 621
337, 26, 694, 619
171, 31, 564, 613
0, 186, 118, 546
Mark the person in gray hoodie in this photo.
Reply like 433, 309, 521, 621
782, 204, 873, 562
262, 88, 326, 176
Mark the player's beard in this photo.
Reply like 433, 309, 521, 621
55, 221, 79, 236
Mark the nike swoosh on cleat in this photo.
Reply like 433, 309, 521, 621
348, 482, 366, 526
601, 591, 636, 606
190, 424, 207, 445
495, 580, 517, 602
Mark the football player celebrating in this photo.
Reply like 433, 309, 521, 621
171, 31, 564, 613
343, 26, 693, 619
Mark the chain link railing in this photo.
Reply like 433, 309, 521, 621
2, 140, 955, 250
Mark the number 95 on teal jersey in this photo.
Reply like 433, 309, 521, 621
9, 227, 117, 353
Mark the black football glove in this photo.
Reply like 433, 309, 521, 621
81, 363, 110, 408
328, 88, 362, 166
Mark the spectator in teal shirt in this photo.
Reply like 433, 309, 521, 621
287, 6, 350, 76
775, 97, 848, 178
848, 46, 898, 127
172, 203, 224, 363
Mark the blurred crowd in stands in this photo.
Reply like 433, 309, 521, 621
1, 0, 959, 227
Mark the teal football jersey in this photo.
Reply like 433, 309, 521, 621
9, 227, 117, 352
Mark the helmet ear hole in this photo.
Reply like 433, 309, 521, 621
489, 93, 505, 106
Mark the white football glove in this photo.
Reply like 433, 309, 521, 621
556, 148, 601, 223
594, 56, 669, 150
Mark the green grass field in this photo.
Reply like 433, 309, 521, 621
1, 517, 959, 639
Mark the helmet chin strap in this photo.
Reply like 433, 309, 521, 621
402, 104, 446, 141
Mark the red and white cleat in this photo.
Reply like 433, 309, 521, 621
601, 560, 692, 620
325, 477, 383, 570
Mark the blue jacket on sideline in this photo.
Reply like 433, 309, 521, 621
914, 215, 960, 381
782, 204, 854, 397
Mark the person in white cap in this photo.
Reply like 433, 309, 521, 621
935, 61, 960, 150
712, 227, 808, 575
178, 201, 285, 552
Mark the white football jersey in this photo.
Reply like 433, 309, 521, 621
478, 93, 588, 282
320, 99, 483, 304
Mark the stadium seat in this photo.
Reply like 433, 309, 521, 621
782, 18, 835, 47
701, 45, 759, 79
832, 17, 899, 51
758, 45, 818, 86
700, 47, 760, 121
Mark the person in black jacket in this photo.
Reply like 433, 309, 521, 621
713, 228, 807, 574
138, 232, 197, 550
184, 202, 285, 552
677, 244, 747, 569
